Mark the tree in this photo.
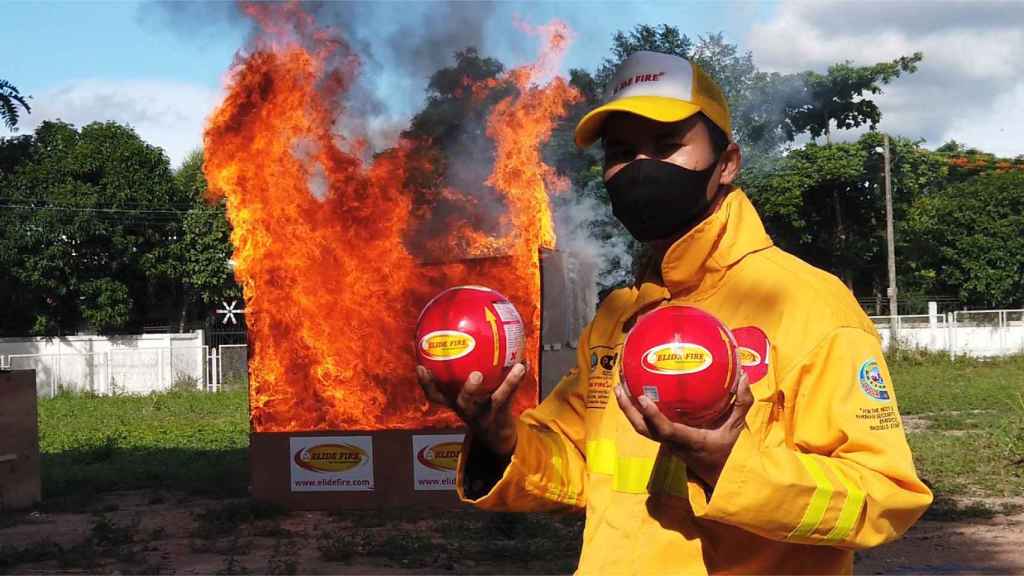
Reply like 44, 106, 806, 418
0, 79, 31, 131
744, 132, 947, 304
936, 139, 967, 154
906, 171, 1024, 308
787, 54, 923, 145
147, 149, 239, 332
0, 121, 183, 335
401, 47, 517, 260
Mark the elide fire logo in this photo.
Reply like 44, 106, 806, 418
419, 331, 476, 361
738, 347, 762, 366
641, 343, 713, 375
294, 443, 367, 473
416, 442, 462, 472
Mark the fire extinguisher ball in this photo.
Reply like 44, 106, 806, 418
620, 305, 739, 427
415, 286, 526, 399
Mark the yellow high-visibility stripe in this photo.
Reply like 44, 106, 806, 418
586, 439, 616, 476
823, 461, 866, 543
789, 453, 834, 540
535, 428, 570, 502
585, 439, 662, 495
613, 457, 655, 493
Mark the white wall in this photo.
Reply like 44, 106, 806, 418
876, 324, 1024, 357
0, 331, 206, 397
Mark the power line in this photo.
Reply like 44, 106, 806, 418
0, 202, 226, 217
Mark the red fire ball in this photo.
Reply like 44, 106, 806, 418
415, 286, 525, 399
620, 305, 739, 427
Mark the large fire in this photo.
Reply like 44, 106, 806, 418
204, 2, 579, 431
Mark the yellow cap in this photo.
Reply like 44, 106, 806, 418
574, 51, 732, 148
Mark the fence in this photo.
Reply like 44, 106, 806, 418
871, 309, 1024, 357
0, 344, 250, 398
208, 344, 250, 392
4, 346, 209, 398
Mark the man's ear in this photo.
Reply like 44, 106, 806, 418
718, 142, 742, 186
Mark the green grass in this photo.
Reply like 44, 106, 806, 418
889, 353, 1024, 510
38, 389, 249, 509
317, 509, 583, 572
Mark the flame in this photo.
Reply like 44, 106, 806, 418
488, 20, 580, 251
204, 2, 578, 432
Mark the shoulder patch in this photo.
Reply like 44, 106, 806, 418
858, 358, 891, 402
732, 325, 771, 384
585, 345, 621, 410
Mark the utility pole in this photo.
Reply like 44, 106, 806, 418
882, 134, 898, 337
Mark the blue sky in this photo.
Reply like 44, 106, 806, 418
7, 1, 242, 92
5, 1, 1023, 166
7, 1, 771, 94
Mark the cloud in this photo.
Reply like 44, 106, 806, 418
0, 79, 221, 168
747, 1, 1024, 157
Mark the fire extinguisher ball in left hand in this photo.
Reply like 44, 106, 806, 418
415, 286, 526, 400
620, 305, 739, 427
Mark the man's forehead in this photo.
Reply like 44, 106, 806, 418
602, 113, 700, 144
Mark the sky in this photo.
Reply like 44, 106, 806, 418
4, 0, 1022, 167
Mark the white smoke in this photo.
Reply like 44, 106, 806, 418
553, 183, 637, 301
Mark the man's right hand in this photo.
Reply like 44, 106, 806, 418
416, 363, 527, 459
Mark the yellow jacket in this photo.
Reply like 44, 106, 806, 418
457, 188, 932, 575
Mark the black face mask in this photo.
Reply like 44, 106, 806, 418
604, 158, 719, 242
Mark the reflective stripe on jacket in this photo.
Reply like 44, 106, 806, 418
456, 188, 932, 575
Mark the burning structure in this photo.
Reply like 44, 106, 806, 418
202, 3, 587, 507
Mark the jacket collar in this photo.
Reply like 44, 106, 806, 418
654, 187, 773, 299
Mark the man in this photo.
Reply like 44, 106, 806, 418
417, 51, 932, 574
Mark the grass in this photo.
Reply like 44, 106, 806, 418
0, 514, 157, 573
316, 509, 583, 572
38, 389, 249, 509
889, 352, 1024, 509
191, 500, 288, 540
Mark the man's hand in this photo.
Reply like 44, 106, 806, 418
417, 363, 528, 458
614, 370, 753, 488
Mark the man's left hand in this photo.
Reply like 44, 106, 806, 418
614, 370, 753, 488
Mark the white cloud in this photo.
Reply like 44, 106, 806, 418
748, 1, 1024, 157
1, 79, 221, 168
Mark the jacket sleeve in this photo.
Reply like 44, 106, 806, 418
689, 326, 933, 548
455, 326, 592, 512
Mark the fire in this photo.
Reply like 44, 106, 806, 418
489, 20, 579, 251
204, 2, 578, 432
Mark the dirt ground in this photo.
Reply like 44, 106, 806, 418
855, 498, 1024, 575
1, 491, 1022, 575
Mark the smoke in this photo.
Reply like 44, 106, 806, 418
553, 179, 638, 299
141, 1, 508, 153
381, 2, 498, 82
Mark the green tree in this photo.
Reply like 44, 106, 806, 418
787, 54, 923, 145
146, 149, 239, 332
936, 139, 967, 154
401, 47, 517, 259
0, 79, 31, 131
0, 121, 183, 334
906, 171, 1024, 308
744, 132, 947, 304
